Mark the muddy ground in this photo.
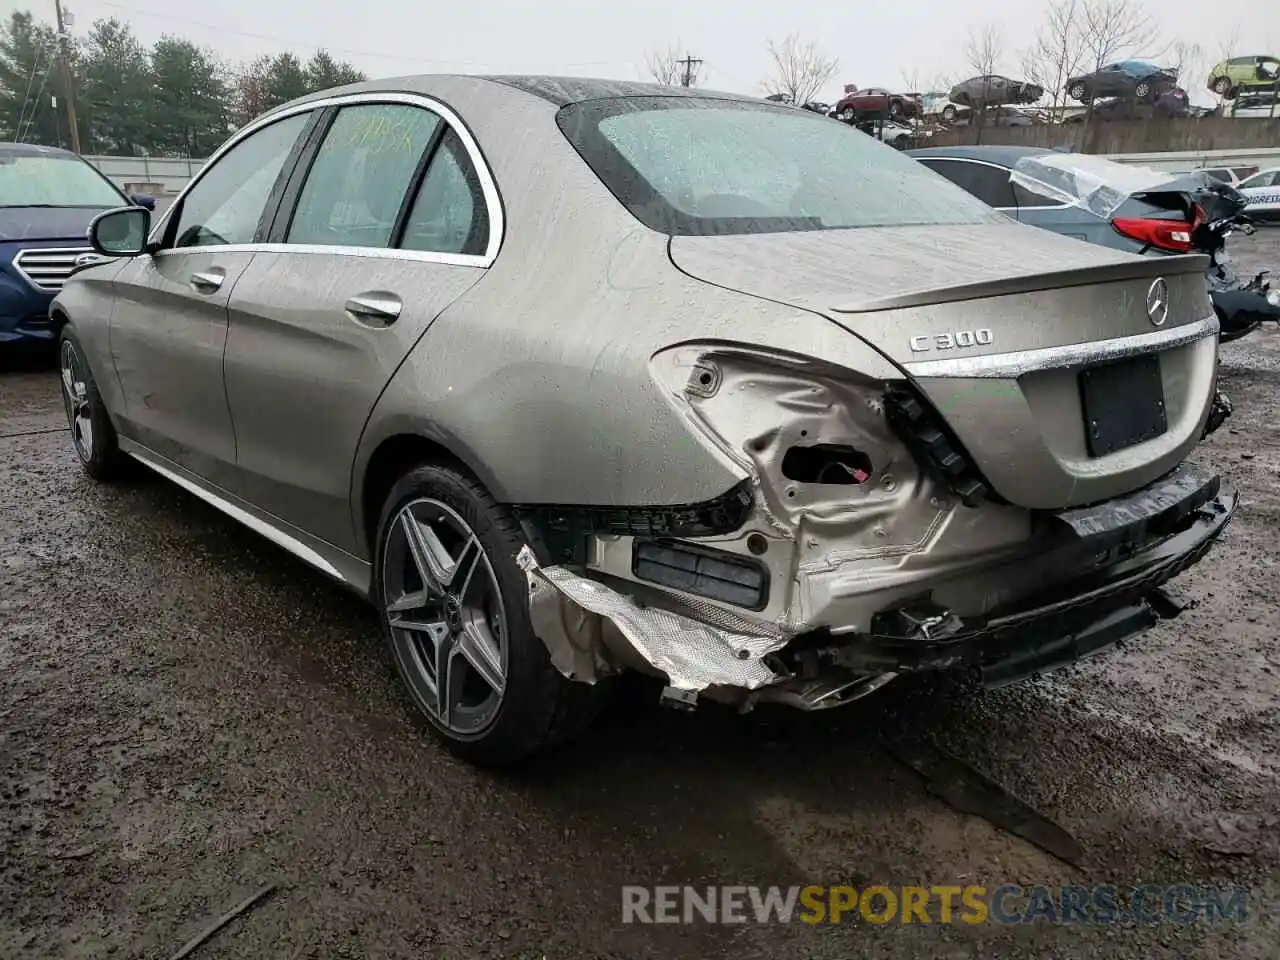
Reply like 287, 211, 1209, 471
2, 234, 1279, 959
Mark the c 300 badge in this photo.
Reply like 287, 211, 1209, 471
909, 328, 994, 353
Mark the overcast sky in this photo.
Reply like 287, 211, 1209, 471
7, 0, 1274, 105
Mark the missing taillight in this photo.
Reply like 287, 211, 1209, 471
781, 444, 873, 485
1111, 216, 1194, 253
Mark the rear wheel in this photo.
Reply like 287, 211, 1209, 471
373, 463, 608, 766
889, 99, 903, 118
839, 106, 855, 122
58, 325, 127, 482
1212, 76, 1233, 97
1134, 80, 1152, 99
1069, 82, 1088, 102
941, 104, 957, 122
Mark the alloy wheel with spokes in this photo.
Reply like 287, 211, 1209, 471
381, 497, 509, 737
60, 339, 95, 464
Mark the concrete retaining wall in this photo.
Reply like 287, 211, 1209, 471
928, 117, 1280, 154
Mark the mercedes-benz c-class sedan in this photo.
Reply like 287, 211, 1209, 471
53, 76, 1237, 765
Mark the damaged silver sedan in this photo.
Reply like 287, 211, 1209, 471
53, 76, 1237, 764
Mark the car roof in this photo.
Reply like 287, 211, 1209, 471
261, 74, 760, 119
905, 144, 1054, 166
0, 141, 81, 159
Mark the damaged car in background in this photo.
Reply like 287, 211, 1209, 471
52, 77, 1237, 766
909, 147, 1280, 343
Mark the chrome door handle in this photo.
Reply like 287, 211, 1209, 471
189, 270, 225, 293
345, 293, 402, 324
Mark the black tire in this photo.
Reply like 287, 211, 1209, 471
1134, 80, 1151, 99
941, 104, 957, 122
373, 462, 609, 766
57, 324, 128, 482
889, 99, 903, 118
1069, 82, 1088, 102
1212, 76, 1233, 97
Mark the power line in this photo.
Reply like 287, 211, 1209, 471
18, 59, 54, 142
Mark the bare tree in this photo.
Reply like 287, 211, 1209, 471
963, 23, 1004, 133
1211, 25, 1240, 106
1021, 0, 1088, 115
645, 43, 699, 86
1167, 39, 1202, 89
763, 34, 839, 106
1078, 0, 1161, 77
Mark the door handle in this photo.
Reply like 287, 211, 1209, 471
345, 293, 402, 325
189, 270, 225, 293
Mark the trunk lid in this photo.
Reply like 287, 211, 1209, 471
669, 222, 1218, 510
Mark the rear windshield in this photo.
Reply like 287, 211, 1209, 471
556, 96, 1001, 236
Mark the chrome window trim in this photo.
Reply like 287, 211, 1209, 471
150, 91, 504, 269
152, 242, 489, 269
13, 246, 95, 291
919, 156, 1072, 211
903, 314, 1219, 379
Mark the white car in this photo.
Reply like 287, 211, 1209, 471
1236, 167, 1280, 222
1195, 165, 1260, 187
875, 119, 926, 148
921, 91, 971, 124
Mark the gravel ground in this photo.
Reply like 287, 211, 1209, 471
1, 234, 1278, 960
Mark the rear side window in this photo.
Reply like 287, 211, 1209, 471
172, 112, 310, 248
400, 129, 489, 256
557, 96, 999, 236
287, 104, 441, 248
1012, 182, 1059, 207
917, 158, 1017, 208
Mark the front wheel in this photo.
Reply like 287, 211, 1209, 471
889, 100, 903, 118
373, 463, 608, 766
1069, 82, 1088, 102
1212, 76, 1233, 97
1134, 80, 1151, 99
58, 325, 128, 481
839, 107, 855, 122
941, 105, 957, 122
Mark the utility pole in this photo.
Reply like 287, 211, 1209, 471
677, 54, 703, 88
53, 0, 81, 153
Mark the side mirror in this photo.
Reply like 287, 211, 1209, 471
130, 193, 157, 211
89, 207, 151, 257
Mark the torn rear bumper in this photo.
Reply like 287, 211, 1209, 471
519, 461, 1237, 705
808, 463, 1237, 687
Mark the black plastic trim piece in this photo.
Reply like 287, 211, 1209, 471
511, 480, 754, 565
631, 538, 770, 611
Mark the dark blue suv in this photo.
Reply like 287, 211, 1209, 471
0, 142, 153, 348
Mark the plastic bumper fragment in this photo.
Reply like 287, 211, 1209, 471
517, 546, 788, 692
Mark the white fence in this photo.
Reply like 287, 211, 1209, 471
84, 155, 206, 198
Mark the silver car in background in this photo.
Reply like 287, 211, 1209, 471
54, 77, 1236, 765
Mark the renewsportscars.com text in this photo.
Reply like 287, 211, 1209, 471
621, 884, 1249, 926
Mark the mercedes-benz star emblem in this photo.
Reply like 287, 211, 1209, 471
1146, 277, 1169, 327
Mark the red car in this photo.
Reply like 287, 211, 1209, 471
834, 85, 922, 122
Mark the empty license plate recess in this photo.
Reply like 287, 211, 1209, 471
1079, 353, 1167, 457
